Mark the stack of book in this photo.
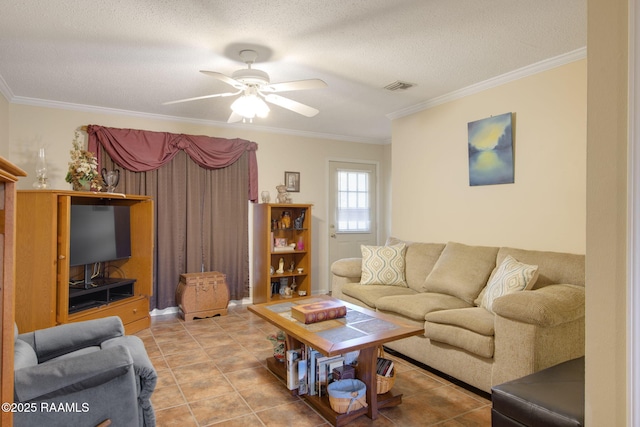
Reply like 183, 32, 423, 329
285, 346, 360, 397
376, 357, 394, 377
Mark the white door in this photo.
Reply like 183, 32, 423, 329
328, 161, 378, 275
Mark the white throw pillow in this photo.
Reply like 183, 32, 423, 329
360, 243, 408, 287
480, 255, 539, 313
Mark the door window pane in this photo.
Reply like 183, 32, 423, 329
337, 170, 370, 232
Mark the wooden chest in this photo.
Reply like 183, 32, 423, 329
175, 271, 229, 321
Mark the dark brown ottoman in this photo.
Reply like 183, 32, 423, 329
491, 357, 584, 427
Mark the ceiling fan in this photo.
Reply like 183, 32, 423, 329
163, 49, 327, 123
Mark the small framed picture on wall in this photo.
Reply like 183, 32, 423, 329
284, 171, 300, 192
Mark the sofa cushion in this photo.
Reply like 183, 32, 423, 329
495, 247, 585, 288
386, 237, 446, 292
425, 308, 495, 358
422, 242, 499, 304
341, 283, 417, 308
477, 255, 539, 313
376, 293, 472, 322
360, 243, 408, 287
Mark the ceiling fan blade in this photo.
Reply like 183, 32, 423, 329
200, 70, 246, 89
263, 79, 327, 93
227, 111, 243, 123
263, 94, 319, 117
162, 91, 239, 105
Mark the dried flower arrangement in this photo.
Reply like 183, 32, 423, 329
65, 131, 102, 191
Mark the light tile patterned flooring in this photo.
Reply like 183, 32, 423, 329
137, 304, 492, 426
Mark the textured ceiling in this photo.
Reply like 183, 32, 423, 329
0, 0, 586, 143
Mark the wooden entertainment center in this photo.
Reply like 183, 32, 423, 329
15, 190, 154, 334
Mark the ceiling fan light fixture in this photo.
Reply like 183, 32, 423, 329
166, 49, 326, 120
231, 91, 270, 120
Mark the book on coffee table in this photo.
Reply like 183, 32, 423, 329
291, 300, 347, 324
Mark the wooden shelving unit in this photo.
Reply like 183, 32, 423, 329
15, 190, 154, 334
253, 203, 312, 304
0, 157, 26, 427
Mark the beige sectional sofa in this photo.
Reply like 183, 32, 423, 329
330, 238, 585, 393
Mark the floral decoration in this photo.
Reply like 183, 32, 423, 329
65, 131, 102, 191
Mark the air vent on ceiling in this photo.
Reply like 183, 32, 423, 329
384, 80, 416, 91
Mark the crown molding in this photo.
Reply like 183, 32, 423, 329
386, 47, 587, 120
0, 74, 14, 102
9, 96, 384, 145
4, 47, 585, 145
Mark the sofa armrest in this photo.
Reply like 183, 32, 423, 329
331, 258, 362, 299
24, 316, 125, 363
14, 345, 133, 402
492, 284, 585, 327
331, 258, 362, 278
102, 336, 157, 398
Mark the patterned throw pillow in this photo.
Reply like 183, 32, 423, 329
360, 243, 408, 287
480, 255, 539, 313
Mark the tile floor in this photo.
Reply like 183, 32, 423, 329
137, 304, 492, 426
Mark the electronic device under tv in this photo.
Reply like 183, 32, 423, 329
69, 204, 132, 288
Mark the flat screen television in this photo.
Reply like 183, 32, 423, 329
69, 204, 132, 286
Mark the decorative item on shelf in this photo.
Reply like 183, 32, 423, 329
297, 267, 304, 274
294, 208, 306, 229
281, 211, 292, 228
297, 236, 304, 250
275, 184, 292, 203
276, 257, 285, 274
288, 260, 295, 272
274, 238, 288, 248
65, 131, 102, 191
101, 168, 120, 193
261, 190, 270, 203
283, 283, 292, 297
271, 280, 281, 295
279, 278, 289, 297
267, 330, 286, 362
32, 147, 48, 189
290, 276, 297, 294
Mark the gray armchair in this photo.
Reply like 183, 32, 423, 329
13, 316, 157, 427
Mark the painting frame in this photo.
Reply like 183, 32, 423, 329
467, 112, 514, 186
284, 171, 300, 192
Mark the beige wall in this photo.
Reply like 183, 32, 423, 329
391, 60, 586, 254
586, 0, 629, 424
3, 103, 387, 298
0, 94, 8, 154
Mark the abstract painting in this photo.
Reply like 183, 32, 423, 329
468, 112, 514, 186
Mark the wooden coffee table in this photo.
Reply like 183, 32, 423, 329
248, 295, 423, 426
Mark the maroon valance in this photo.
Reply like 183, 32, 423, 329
87, 125, 259, 201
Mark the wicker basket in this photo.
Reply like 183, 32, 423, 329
376, 348, 396, 394
327, 379, 368, 414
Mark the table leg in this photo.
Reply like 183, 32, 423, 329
358, 346, 378, 420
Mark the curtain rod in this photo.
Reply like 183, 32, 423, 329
80, 125, 88, 132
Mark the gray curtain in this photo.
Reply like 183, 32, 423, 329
100, 150, 250, 309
